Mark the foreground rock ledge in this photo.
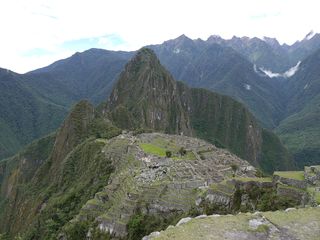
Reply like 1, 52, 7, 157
143, 206, 320, 240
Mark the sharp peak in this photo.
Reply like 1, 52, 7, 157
171, 34, 193, 43
135, 47, 157, 57
128, 47, 160, 66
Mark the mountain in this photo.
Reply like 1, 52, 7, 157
0, 68, 67, 160
0, 50, 132, 160
25, 49, 133, 106
105, 48, 291, 172
0, 119, 254, 239
276, 49, 320, 168
150, 39, 286, 128
0, 49, 294, 239
207, 35, 291, 72
288, 31, 320, 65
1, 33, 320, 169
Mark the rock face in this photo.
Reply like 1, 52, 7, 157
144, 207, 320, 240
105, 48, 292, 173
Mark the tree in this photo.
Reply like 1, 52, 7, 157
165, 150, 172, 158
231, 164, 239, 177
178, 147, 186, 156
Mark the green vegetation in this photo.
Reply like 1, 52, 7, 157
165, 151, 172, 158
88, 118, 122, 139
172, 151, 196, 160
139, 143, 196, 160
307, 187, 320, 204
140, 143, 167, 157
0, 74, 68, 160
260, 129, 292, 173
234, 177, 272, 183
127, 211, 183, 240
230, 164, 239, 177
274, 171, 305, 180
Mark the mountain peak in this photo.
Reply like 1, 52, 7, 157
132, 47, 159, 63
176, 34, 190, 40
305, 30, 316, 40
106, 49, 192, 134
119, 48, 162, 81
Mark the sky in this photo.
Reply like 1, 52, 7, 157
0, 0, 319, 73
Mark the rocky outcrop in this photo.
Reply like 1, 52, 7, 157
305, 166, 320, 185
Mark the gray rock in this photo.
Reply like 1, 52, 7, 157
176, 217, 192, 226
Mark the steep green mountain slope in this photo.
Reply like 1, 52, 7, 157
26, 49, 133, 106
105, 48, 291, 172
0, 68, 67, 160
0, 100, 121, 239
276, 49, 320, 168
0, 50, 132, 161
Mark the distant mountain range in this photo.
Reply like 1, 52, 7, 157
0, 49, 292, 239
1, 32, 320, 167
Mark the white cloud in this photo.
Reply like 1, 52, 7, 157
260, 61, 301, 78
0, 0, 320, 73
283, 61, 301, 78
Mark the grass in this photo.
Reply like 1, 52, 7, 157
208, 182, 234, 196
139, 143, 167, 157
139, 138, 196, 160
307, 187, 320, 204
234, 177, 272, 183
274, 171, 305, 181
262, 207, 320, 240
153, 208, 320, 240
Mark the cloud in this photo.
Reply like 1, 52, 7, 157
260, 61, 301, 78
0, 0, 320, 73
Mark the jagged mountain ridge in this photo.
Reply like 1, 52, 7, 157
207, 31, 320, 72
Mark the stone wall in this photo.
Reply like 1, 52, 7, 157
273, 175, 307, 189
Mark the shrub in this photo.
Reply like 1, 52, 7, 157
231, 164, 239, 177
165, 150, 172, 158
178, 147, 187, 156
